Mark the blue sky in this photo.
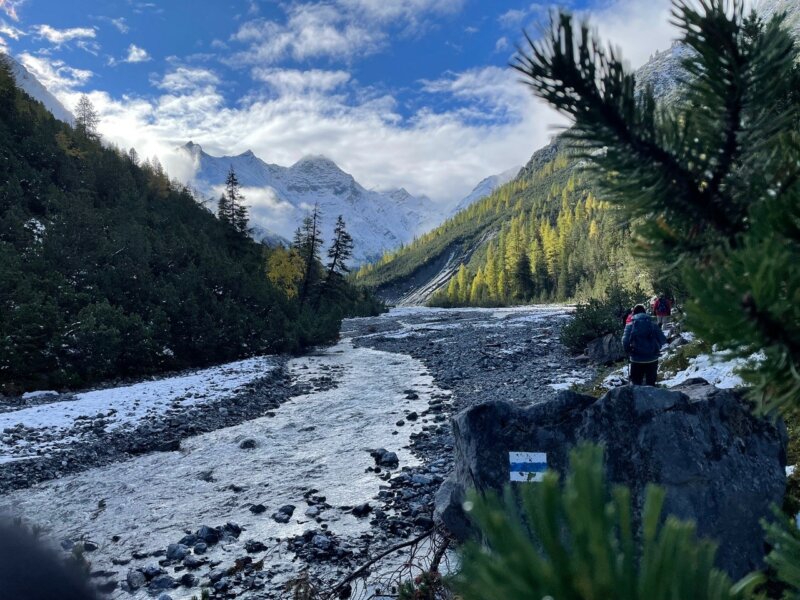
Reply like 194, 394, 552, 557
0, 0, 682, 203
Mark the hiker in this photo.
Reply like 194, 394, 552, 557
624, 308, 634, 326
622, 304, 667, 386
652, 293, 672, 328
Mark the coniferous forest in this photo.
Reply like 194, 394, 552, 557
355, 144, 646, 307
0, 60, 381, 394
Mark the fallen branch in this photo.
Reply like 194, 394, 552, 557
322, 529, 434, 599
428, 534, 451, 574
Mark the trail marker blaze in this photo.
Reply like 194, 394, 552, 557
509, 451, 547, 482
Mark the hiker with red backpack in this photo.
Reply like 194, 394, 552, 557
622, 304, 667, 386
652, 294, 672, 328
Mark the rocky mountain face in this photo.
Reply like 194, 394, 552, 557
2, 53, 74, 124
181, 143, 445, 264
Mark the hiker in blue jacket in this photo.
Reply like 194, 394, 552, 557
622, 304, 667, 386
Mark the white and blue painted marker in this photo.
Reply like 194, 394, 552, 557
509, 451, 548, 482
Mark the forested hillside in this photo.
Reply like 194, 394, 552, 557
355, 139, 646, 306
0, 59, 379, 393
354, 34, 710, 306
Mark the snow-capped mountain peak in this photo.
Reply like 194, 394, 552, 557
2, 53, 74, 124
181, 145, 444, 263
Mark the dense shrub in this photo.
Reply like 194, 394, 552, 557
560, 284, 646, 353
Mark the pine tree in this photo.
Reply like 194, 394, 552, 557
514, 0, 800, 411
321, 215, 354, 299
219, 166, 248, 234
75, 94, 99, 138
326, 215, 354, 279
511, 252, 534, 301
292, 204, 324, 304
217, 193, 231, 226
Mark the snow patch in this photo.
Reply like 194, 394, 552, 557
660, 352, 755, 389
0, 357, 278, 462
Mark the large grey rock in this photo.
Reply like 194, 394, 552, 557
585, 333, 625, 364
434, 381, 786, 578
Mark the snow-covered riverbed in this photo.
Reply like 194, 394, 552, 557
0, 339, 446, 598
0, 357, 279, 463
0, 305, 585, 599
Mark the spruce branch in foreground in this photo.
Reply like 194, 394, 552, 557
513, 0, 800, 411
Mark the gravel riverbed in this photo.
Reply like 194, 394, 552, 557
0, 306, 591, 599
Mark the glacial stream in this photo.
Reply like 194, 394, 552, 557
0, 306, 587, 599
0, 338, 448, 598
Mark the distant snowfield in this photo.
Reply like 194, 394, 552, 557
0, 357, 278, 463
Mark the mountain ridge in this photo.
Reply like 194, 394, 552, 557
1, 53, 74, 124
180, 142, 448, 264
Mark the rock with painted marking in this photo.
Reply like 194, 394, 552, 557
435, 382, 786, 579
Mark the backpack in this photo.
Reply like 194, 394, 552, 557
630, 318, 661, 357
656, 297, 669, 314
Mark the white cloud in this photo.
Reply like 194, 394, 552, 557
495, 36, 509, 53
231, 0, 467, 66
0, 19, 23, 39
336, 0, 464, 23
0, 0, 22, 22
124, 43, 151, 63
154, 66, 219, 93
76, 40, 101, 55
18, 52, 93, 94
498, 8, 528, 28
232, 4, 383, 65
30, 0, 734, 209
583, 0, 755, 69
108, 16, 129, 33
31, 45, 563, 206
251, 68, 351, 94
32, 24, 96, 46
586, 0, 675, 69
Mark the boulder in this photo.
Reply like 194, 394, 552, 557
434, 381, 786, 579
239, 438, 258, 450
148, 574, 177, 592
351, 503, 372, 518
585, 333, 625, 365
271, 505, 295, 523
165, 543, 189, 561
370, 448, 400, 468
126, 569, 146, 591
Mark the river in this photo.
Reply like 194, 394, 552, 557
0, 306, 586, 599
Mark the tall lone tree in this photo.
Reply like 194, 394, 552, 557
217, 166, 249, 235
292, 203, 323, 304
326, 215, 354, 281
75, 94, 99, 139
